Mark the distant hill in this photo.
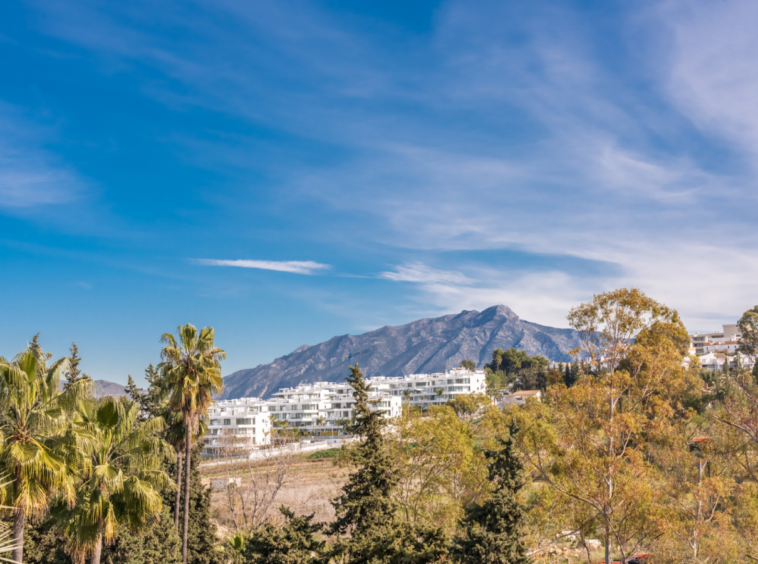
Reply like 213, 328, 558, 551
219, 305, 581, 400
93, 380, 127, 398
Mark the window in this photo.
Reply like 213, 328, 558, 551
236, 418, 252, 425
210, 419, 218, 426
223, 419, 231, 426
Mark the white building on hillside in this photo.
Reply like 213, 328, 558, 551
690, 323, 754, 370
699, 351, 755, 371
372, 368, 488, 408
203, 397, 273, 454
690, 324, 741, 355
202, 368, 486, 455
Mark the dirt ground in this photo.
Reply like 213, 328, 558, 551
202, 454, 349, 533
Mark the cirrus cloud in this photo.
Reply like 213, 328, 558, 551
194, 259, 332, 275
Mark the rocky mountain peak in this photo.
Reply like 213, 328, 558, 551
218, 306, 580, 400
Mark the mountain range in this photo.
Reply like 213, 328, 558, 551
219, 305, 581, 400
93, 379, 127, 398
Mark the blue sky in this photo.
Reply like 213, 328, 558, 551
2, 0, 758, 385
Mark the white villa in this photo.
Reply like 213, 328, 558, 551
690, 324, 742, 355
690, 323, 755, 371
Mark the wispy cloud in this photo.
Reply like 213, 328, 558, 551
662, 0, 758, 157
380, 263, 473, 285
195, 259, 332, 275
23, 0, 758, 331
0, 103, 85, 210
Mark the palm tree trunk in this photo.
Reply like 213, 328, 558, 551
11, 506, 24, 564
183, 420, 192, 564
174, 450, 183, 531
91, 521, 104, 564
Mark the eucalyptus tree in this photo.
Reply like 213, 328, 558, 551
159, 324, 225, 564
62, 396, 172, 564
0, 346, 89, 564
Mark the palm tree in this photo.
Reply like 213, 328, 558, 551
402, 388, 411, 408
435, 387, 445, 404
159, 324, 225, 564
164, 410, 188, 532
164, 410, 207, 532
0, 346, 89, 564
62, 397, 172, 564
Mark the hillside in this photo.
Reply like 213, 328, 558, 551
219, 305, 580, 400
93, 379, 127, 398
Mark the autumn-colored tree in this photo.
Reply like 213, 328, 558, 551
447, 393, 491, 422
390, 405, 487, 533
514, 289, 686, 564
650, 416, 739, 563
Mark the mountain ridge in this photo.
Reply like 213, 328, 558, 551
219, 305, 581, 400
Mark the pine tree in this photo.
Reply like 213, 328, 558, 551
185, 446, 225, 564
243, 507, 323, 564
24, 515, 70, 564
125, 374, 142, 403
64, 342, 90, 390
331, 364, 398, 539
451, 423, 530, 564
99, 506, 183, 564
564, 363, 571, 386
569, 361, 581, 387
329, 364, 448, 563
752, 361, 758, 385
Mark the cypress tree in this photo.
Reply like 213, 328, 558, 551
243, 507, 324, 564
570, 361, 581, 386
451, 423, 530, 564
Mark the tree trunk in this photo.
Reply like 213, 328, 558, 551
91, 521, 104, 564
605, 529, 611, 564
183, 419, 192, 564
175, 450, 183, 531
12, 505, 24, 564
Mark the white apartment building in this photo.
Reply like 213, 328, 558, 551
373, 368, 488, 408
269, 381, 402, 434
203, 397, 273, 454
202, 368, 486, 455
699, 351, 755, 372
690, 324, 741, 355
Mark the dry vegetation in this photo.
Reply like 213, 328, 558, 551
202, 452, 349, 531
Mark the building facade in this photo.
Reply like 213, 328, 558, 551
203, 368, 485, 455
690, 324, 741, 355
690, 323, 755, 371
